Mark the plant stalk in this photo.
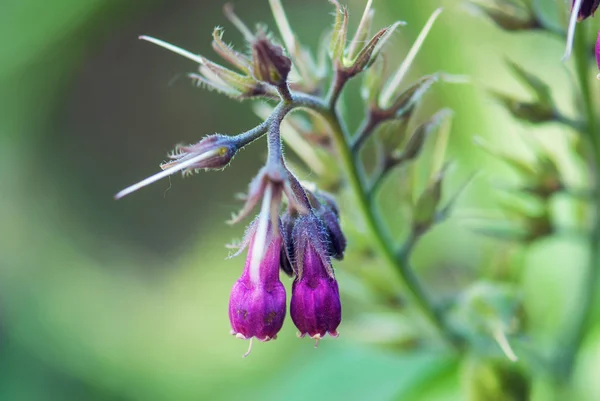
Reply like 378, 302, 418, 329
292, 92, 460, 349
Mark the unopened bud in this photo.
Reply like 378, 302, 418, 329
573, 0, 600, 21
252, 33, 292, 86
491, 92, 555, 123
162, 134, 238, 172
468, 0, 539, 31
329, 0, 349, 64
115, 134, 238, 199
412, 166, 448, 234
347, 28, 389, 76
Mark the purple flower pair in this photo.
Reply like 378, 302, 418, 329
228, 192, 345, 354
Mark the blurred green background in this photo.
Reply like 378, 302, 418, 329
1, 0, 598, 400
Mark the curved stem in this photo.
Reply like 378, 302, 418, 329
291, 92, 460, 349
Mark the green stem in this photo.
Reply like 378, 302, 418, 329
292, 93, 460, 349
558, 22, 600, 381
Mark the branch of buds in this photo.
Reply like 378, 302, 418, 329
116, 0, 472, 355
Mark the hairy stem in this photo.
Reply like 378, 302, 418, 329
291, 92, 460, 349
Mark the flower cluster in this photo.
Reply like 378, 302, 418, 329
115, 0, 399, 356
115, 0, 459, 357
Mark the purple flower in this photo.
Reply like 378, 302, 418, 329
289, 215, 342, 342
229, 220, 286, 346
572, 0, 600, 21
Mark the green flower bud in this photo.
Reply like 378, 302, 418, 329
468, 0, 539, 31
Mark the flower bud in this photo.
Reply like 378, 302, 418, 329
115, 134, 238, 199
229, 220, 286, 342
329, 0, 349, 64
280, 211, 297, 276
311, 190, 346, 260
162, 134, 238, 172
468, 0, 538, 31
290, 215, 342, 340
412, 166, 448, 234
573, 0, 600, 21
251, 33, 292, 86
490, 91, 555, 124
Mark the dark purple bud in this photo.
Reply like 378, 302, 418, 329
311, 191, 346, 260
251, 32, 292, 86
279, 211, 297, 276
290, 215, 342, 340
229, 219, 286, 342
573, 0, 600, 21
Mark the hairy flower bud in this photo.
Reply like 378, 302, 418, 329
162, 134, 238, 172
290, 215, 342, 341
229, 220, 286, 343
252, 33, 292, 86
311, 190, 346, 260
115, 134, 238, 199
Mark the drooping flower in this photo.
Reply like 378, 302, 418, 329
229, 218, 286, 356
289, 214, 342, 344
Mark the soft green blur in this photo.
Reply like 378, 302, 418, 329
0, 0, 598, 400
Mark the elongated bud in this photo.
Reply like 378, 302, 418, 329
347, 0, 374, 60
346, 28, 389, 76
412, 166, 448, 234
311, 190, 346, 260
329, 0, 349, 64
490, 91, 555, 123
115, 134, 238, 199
252, 32, 292, 86
162, 134, 238, 172
280, 211, 297, 276
467, 0, 538, 31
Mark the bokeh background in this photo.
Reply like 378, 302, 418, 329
1, 0, 598, 400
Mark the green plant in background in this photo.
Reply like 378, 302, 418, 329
108, 0, 600, 399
